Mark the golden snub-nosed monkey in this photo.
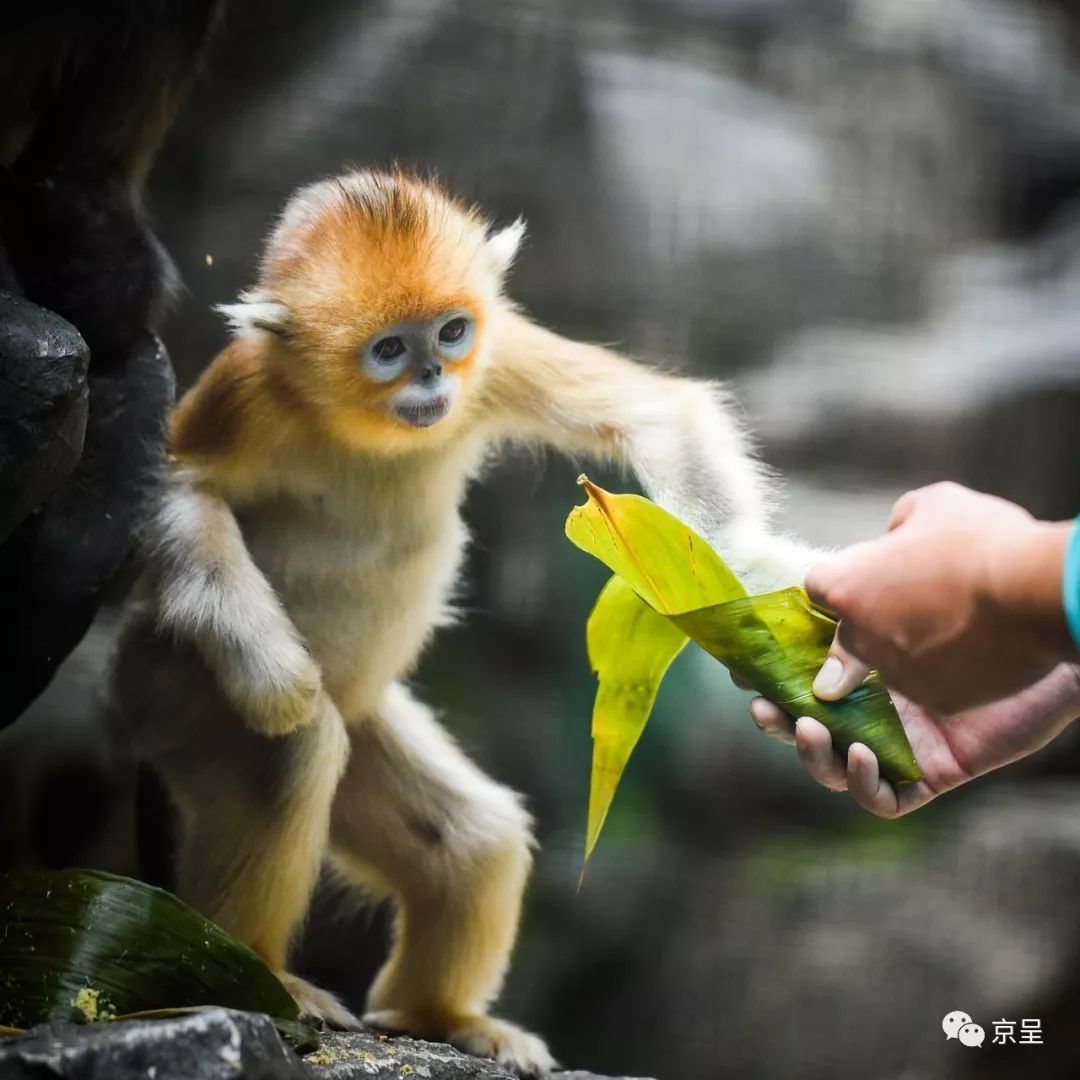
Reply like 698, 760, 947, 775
109, 168, 819, 1076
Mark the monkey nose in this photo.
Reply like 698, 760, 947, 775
419, 361, 443, 384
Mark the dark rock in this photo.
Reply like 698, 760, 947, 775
0, 1010, 654, 1080
0, 329, 174, 728
0, 1010, 297, 1080
0, 290, 89, 543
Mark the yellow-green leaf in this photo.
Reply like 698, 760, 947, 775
584, 576, 689, 869
565, 476, 746, 613
567, 479, 921, 866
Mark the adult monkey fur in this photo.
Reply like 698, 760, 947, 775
110, 170, 819, 1074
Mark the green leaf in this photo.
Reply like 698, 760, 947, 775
674, 588, 919, 785
0, 869, 299, 1029
566, 480, 922, 866
584, 576, 689, 869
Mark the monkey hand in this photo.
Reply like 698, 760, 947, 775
730, 531, 827, 594
217, 636, 324, 738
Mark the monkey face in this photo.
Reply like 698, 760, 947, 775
220, 170, 524, 454
276, 292, 490, 455
361, 312, 478, 431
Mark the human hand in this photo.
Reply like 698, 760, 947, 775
805, 482, 1075, 716
746, 657, 1080, 816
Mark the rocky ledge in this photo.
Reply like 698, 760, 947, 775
0, 1008, 654, 1080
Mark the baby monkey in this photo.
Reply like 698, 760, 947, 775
110, 169, 813, 1075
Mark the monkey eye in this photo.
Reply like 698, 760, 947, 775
372, 336, 406, 362
438, 318, 468, 344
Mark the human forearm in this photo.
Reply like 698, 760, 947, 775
985, 519, 1075, 667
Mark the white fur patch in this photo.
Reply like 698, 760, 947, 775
151, 481, 314, 710
393, 376, 460, 410
486, 217, 526, 276
215, 290, 291, 337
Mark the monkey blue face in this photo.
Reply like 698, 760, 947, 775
361, 312, 477, 429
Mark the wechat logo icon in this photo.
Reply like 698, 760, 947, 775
943, 1011, 985, 1047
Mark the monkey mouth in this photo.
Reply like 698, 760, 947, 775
395, 394, 452, 428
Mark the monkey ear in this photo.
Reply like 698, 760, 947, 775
486, 216, 527, 276
215, 290, 291, 337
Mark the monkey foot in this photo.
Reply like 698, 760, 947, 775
364, 1009, 556, 1077
279, 972, 362, 1030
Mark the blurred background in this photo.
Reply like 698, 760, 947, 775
4, 0, 1080, 1076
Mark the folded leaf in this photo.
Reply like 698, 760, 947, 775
0, 869, 298, 1029
566, 479, 921, 866
674, 588, 919, 784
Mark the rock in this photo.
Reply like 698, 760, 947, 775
0, 1010, 653, 1080
737, 226, 1080, 504
0, 290, 89, 543
0, 328, 175, 727
0, 1010, 296, 1080
304, 1028, 652, 1079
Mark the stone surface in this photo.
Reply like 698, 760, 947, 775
0, 290, 89, 543
0, 1010, 653, 1080
0, 1010, 296, 1080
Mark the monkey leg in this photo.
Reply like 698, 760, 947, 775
329, 683, 554, 1075
112, 623, 355, 1026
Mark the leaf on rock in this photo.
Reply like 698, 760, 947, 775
0, 869, 299, 1029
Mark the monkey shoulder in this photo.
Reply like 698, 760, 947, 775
169, 337, 274, 470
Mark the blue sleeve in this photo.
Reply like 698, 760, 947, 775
1064, 517, 1080, 653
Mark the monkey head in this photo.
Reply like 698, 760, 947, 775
217, 169, 524, 453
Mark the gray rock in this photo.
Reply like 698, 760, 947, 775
0, 1010, 654, 1080
0, 1010, 296, 1080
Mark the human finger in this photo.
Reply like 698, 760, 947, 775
804, 540, 878, 614
844, 743, 901, 817
887, 488, 921, 531
749, 697, 796, 745
812, 630, 873, 701
794, 716, 847, 791
848, 742, 937, 818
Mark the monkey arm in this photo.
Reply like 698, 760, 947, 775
145, 473, 321, 737
486, 308, 821, 589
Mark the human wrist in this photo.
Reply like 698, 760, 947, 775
983, 519, 1074, 662
1065, 663, 1080, 716
1020, 662, 1080, 743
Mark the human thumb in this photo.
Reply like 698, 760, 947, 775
812, 631, 871, 701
